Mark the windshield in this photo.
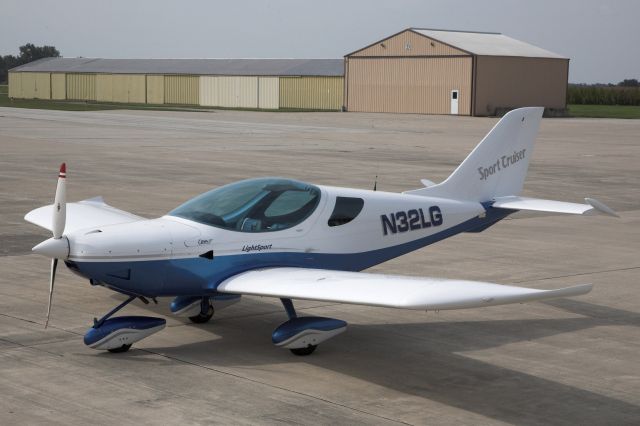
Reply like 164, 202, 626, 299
169, 178, 321, 232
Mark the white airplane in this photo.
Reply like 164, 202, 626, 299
25, 107, 618, 356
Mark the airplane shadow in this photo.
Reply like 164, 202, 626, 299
107, 295, 640, 425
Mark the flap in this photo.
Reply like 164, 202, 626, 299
25, 197, 144, 234
217, 267, 592, 310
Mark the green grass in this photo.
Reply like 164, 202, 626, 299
0, 85, 8, 95
568, 104, 640, 119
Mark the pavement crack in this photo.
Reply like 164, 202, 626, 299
512, 265, 640, 284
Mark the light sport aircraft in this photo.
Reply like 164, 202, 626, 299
26, 107, 618, 356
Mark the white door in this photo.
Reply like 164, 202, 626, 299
450, 90, 459, 115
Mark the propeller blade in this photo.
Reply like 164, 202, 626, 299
52, 163, 67, 239
45, 258, 58, 329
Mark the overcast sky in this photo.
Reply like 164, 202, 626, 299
2, 0, 638, 83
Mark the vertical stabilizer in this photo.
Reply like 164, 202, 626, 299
406, 107, 544, 202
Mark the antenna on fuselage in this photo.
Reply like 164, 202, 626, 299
373, 175, 378, 191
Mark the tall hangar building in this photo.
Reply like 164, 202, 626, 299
7, 58, 344, 110
344, 28, 569, 116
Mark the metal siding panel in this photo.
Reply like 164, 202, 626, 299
199, 76, 216, 106
110, 74, 146, 103
127, 74, 146, 103
279, 77, 343, 110
96, 74, 113, 102
346, 57, 471, 115
146, 75, 164, 104
51, 73, 66, 99
258, 77, 279, 109
66, 74, 96, 101
35, 73, 51, 99
18, 72, 51, 99
474, 56, 568, 116
20, 73, 36, 98
164, 75, 199, 105
350, 30, 468, 57
200, 76, 258, 108
8, 72, 22, 98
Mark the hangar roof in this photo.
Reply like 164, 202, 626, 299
411, 29, 566, 58
10, 58, 345, 76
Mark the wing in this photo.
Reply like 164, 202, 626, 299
217, 267, 592, 310
25, 196, 144, 234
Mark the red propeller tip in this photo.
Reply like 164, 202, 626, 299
58, 163, 66, 178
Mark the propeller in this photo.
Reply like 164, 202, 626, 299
32, 163, 68, 328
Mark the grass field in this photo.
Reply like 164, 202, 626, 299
568, 104, 640, 119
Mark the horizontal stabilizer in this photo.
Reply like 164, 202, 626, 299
217, 267, 592, 311
492, 196, 618, 217
25, 197, 144, 234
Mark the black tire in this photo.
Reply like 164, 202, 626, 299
290, 345, 317, 356
108, 344, 131, 353
189, 304, 214, 324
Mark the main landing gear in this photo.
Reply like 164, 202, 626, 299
189, 298, 214, 324
170, 294, 242, 323
272, 298, 347, 356
83, 295, 166, 353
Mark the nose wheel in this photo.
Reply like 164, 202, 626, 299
188, 298, 214, 324
290, 345, 317, 356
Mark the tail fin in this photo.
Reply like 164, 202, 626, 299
406, 107, 544, 202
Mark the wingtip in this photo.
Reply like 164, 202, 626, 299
58, 163, 66, 178
585, 198, 619, 218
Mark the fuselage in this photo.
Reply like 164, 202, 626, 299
64, 180, 503, 297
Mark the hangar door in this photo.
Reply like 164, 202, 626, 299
346, 57, 472, 115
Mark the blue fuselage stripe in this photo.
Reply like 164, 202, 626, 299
65, 207, 512, 297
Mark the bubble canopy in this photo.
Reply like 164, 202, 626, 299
169, 178, 322, 233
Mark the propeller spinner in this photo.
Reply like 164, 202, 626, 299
32, 163, 69, 328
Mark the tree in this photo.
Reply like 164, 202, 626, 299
0, 43, 61, 84
619, 79, 639, 87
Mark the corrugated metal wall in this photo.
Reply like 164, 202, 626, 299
258, 77, 279, 109
146, 75, 164, 104
113, 74, 146, 103
200, 76, 280, 109
279, 77, 343, 110
96, 74, 146, 103
11, 72, 51, 99
96, 74, 113, 102
200, 76, 257, 108
345, 57, 471, 114
8, 72, 21, 98
165, 75, 199, 105
350, 29, 466, 57
474, 56, 569, 116
8, 71, 340, 111
66, 74, 97, 101
51, 73, 66, 100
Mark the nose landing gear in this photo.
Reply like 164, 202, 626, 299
83, 295, 166, 353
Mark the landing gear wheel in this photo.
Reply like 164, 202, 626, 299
189, 304, 214, 324
290, 345, 317, 356
108, 344, 132, 353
